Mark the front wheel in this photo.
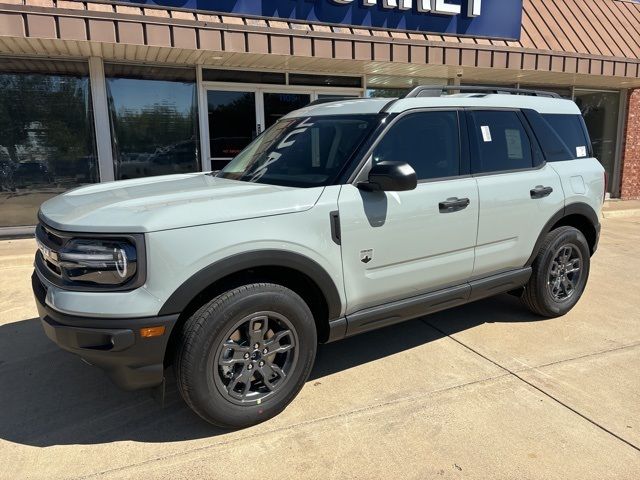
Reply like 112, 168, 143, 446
522, 226, 591, 317
174, 283, 317, 428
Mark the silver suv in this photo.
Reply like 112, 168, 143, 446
33, 86, 605, 428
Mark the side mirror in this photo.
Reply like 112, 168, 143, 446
358, 161, 417, 192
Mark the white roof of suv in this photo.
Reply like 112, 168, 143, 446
286, 87, 581, 118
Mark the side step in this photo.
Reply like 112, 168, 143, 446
342, 267, 532, 338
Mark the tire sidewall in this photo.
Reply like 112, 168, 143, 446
534, 228, 590, 316
180, 285, 317, 428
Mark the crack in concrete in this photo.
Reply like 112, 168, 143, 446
423, 320, 640, 454
73, 330, 640, 479
75, 371, 513, 479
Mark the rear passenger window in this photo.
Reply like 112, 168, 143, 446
543, 114, 591, 160
468, 111, 533, 174
373, 111, 460, 180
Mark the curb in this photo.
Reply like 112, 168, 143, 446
602, 208, 640, 219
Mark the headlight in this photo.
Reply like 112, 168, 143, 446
35, 222, 146, 291
58, 238, 138, 287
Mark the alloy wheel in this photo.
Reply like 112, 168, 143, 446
547, 244, 583, 302
213, 312, 298, 405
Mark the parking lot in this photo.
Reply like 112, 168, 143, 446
1, 215, 639, 480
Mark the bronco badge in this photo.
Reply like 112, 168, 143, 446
360, 249, 373, 264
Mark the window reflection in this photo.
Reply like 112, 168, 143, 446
207, 90, 257, 167
0, 62, 97, 228
263, 93, 310, 129
105, 64, 199, 180
574, 90, 620, 192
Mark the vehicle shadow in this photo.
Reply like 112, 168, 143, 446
0, 294, 542, 447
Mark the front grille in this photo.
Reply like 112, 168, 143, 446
40, 224, 63, 247
35, 223, 64, 278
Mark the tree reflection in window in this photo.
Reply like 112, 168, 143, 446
0, 65, 98, 228
105, 64, 199, 180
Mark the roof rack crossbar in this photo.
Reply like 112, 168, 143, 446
404, 85, 561, 99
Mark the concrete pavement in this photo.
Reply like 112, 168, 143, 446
0, 217, 639, 479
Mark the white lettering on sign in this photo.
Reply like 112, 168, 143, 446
468, 0, 481, 17
331, 0, 482, 17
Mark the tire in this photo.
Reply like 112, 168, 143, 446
174, 283, 317, 428
522, 226, 590, 317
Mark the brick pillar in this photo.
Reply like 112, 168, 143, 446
620, 89, 640, 199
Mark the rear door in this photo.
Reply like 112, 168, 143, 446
338, 110, 479, 314
467, 109, 564, 278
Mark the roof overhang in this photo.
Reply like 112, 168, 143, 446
0, 1, 638, 89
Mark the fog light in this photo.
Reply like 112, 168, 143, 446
140, 326, 166, 338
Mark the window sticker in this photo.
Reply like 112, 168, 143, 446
504, 129, 524, 160
480, 125, 492, 142
576, 146, 587, 158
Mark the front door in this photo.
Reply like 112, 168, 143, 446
338, 110, 479, 315
206, 88, 259, 170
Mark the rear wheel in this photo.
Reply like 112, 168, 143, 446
174, 283, 317, 428
522, 226, 590, 317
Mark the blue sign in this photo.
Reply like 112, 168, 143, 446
125, 0, 523, 41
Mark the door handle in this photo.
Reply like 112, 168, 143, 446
439, 197, 470, 213
530, 185, 553, 199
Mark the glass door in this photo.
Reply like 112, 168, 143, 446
204, 86, 362, 170
206, 88, 258, 170
573, 90, 621, 194
262, 92, 311, 129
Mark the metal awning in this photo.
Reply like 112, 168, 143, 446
0, 0, 639, 88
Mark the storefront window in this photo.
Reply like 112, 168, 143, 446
105, 64, 199, 180
574, 90, 620, 193
365, 88, 410, 98
519, 85, 572, 99
0, 60, 97, 228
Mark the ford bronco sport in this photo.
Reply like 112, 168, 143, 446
33, 86, 604, 428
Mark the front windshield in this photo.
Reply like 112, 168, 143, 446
217, 115, 379, 187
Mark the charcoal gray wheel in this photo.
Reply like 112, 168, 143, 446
522, 226, 590, 317
174, 283, 317, 428
213, 311, 299, 406
546, 244, 583, 302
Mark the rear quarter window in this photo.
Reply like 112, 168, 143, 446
542, 114, 591, 160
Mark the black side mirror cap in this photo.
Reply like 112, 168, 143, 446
357, 161, 417, 192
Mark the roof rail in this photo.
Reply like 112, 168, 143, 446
404, 85, 561, 99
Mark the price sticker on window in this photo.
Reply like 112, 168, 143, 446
481, 125, 492, 142
576, 146, 587, 158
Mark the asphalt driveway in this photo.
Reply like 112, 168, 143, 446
0, 216, 639, 479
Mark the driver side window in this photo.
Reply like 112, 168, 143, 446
373, 111, 460, 181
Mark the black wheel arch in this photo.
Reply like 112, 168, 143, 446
526, 202, 601, 267
159, 250, 343, 347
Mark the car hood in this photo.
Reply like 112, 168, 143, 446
39, 173, 324, 233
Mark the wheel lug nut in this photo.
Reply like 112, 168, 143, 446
247, 364, 253, 370
243, 353, 250, 359
259, 361, 265, 367
254, 343, 260, 349
262, 348, 268, 354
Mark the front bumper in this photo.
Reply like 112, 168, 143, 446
33, 272, 179, 390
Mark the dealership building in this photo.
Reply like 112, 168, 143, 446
1, 0, 640, 235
